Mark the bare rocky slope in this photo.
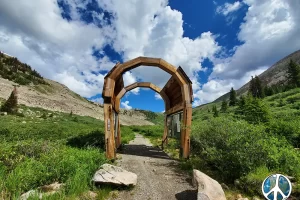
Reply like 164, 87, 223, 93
0, 77, 153, 126
213, 49, 300, 102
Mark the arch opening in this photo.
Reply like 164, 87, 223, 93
102, 57, 193, 159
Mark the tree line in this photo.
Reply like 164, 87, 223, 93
211, 59, 300, 119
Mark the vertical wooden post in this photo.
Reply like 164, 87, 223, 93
162, 115, 168, 148
104, 103, 116, 159
116, 116, 121, 148
181, 104, 192, 159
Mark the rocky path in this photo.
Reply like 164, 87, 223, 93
111, 134, 197, 200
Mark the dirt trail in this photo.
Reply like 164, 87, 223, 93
112, 134, 197, 200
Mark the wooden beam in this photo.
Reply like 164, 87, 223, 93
165, 103, 184, 116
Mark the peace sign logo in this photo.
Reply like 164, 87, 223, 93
262, 174, 292, 200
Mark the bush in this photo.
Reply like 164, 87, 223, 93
191, 117, 300, 183
236, 96, 270, 124
239, 166, 271, 195
267, 118, 300, 147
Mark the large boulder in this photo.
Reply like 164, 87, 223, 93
193, 169, 226, 200
92, 164, 137, 186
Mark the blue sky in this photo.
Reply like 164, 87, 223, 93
0, 0, 299, 112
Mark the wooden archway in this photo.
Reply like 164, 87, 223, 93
102, 57, 193, 159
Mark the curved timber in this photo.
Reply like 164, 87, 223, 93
102, 57, 193, 159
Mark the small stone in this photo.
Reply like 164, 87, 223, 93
152, 169, 156, 172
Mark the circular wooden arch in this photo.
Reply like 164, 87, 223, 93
102, 57, 193, 159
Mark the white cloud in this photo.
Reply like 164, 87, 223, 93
97, 1, 221, 104
213, 0, 299, 80
217, 1, 242, 16
123, 71, 139, 95
0, 0, 114, 98
90, 97, 103, 104
121, 101, 132, 110
2, 0, 297, 108
155, 93, 162, 100
191, 0, 300, 106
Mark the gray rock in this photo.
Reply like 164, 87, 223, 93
19, 182, 64, 200
92, 164, 137, 186
198, 193, 210, 200
193, 169, 226, 200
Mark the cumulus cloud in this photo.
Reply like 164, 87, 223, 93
123, 71, 139, 95
1, 0, 298, 107
188, 0, 300, 106
217, 1, 242, 16
98, 1, 221, 102
121, 101, 132, 110
0, 0, 114, 98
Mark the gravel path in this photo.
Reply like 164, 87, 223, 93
111, 134, 197, 200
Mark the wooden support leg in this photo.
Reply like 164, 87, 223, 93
104, 103, 116, 159
181, 104, 192, 159
162, 115, 168, 149
116, 117, 121, 149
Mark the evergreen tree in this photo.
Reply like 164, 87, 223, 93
220, 100, 228, 113
286, 59, 300, 87
229, 87, 237, 106
0, 88, 18, 114
255, 76, 264, 98
249, 76, 264, 98
212, 105, 219, 117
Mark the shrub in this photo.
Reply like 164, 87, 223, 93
191, 117, 300, 183
239, 166, 271, 195
267, 119, 300, 147
236, 96, 270, 124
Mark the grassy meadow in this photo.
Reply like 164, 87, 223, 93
0, 105, 136, 199
1, 87, 300, 199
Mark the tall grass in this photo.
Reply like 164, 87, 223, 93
0, 106, 109, 199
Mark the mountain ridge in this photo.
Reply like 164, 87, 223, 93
213, 49, 300, 103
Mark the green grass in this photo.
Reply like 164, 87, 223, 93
0, 106, 114, 199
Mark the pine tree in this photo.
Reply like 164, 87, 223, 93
249, 76, 264, 98
287, 59, 300, 88
255, 76, 264, 98
229, 87, 237, 106
220, 100, 228, 113
212, 105, 219, 117
0, 87, 18, 114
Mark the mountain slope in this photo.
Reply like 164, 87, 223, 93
0, 52, 157, 126
214, 50, 300, 102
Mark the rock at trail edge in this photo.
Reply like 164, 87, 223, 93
92, 164, 137, 186
193, 169, 226, 200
